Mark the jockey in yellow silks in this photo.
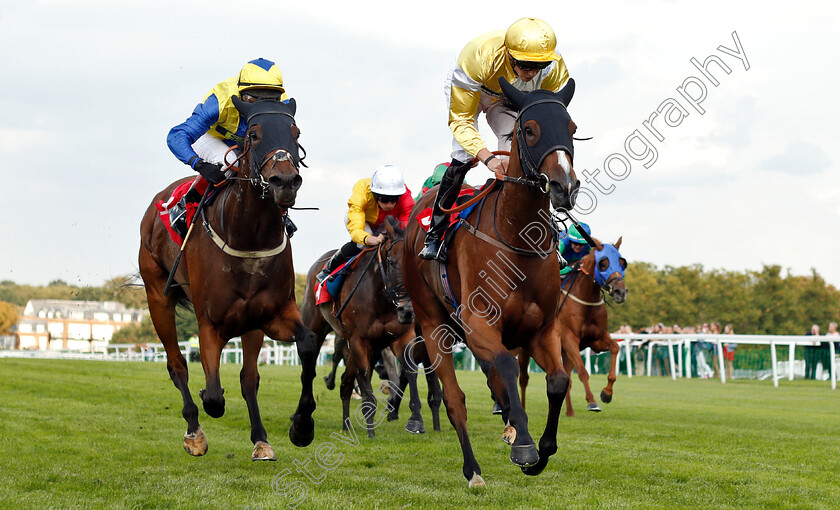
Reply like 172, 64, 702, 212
418, 18, 571, 261
316, 165, 415, 283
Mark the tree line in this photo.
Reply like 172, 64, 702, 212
606, 263, 840, 335
2, 265, 838, 343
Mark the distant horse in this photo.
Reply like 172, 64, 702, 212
139, 97, 318, 461
517, 239, 627, 418
402, 77, 580, 486
301, 217, 441, 437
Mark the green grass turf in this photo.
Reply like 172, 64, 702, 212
1, 358, 838, 509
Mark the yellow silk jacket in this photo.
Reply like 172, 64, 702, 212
449, 30, 570, 157
346, 178, 414, 245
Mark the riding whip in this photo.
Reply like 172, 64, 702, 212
163, 184, 214, 296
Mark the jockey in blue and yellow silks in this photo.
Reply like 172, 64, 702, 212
558, 223, 592, 276
167, 58, 289, 186
164, 58, 290, 237
419, 17, 571, 261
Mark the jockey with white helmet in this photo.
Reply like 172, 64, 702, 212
316, 165, 415, 283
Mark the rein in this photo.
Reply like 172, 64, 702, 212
440, 151, 547, 215
335, 236, 406, 321
334, 245, 379, 322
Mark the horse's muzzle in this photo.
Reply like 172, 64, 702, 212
269, 174, 302, 207
396, 302, 414, 325
611, 287, 627, 304
549, 178, 580, 211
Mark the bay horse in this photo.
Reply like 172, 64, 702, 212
402, 77, 580, 486
301, 218, 441, 437
138, 97, 318, 461
517, 239, 627, 418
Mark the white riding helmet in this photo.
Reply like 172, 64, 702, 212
370, 164, 406, 196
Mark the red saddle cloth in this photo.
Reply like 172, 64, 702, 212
416, 187, 477, 232
154, 177, 209, 245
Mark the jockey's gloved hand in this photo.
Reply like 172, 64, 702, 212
557, 253, 568, 270
195, 160, 226, 186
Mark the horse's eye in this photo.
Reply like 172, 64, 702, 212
598, 259, 609, 272
619, 258, 627, 269
524, 127, 534, 136
249, 132, 258, 140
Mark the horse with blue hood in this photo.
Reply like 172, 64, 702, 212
515, 235, 628, 422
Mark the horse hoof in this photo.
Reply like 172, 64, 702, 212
521, 457, 548, 476
510, 444, 539, 467
324, 375, 335, 391
587, 403, 602, 412
252, 441, 276, 461
183, 427, 208, 456
289, 415, 315, 447
501, 425, 516, 445
387, 411, 399, 422
600, 390, 613, 403
468, 473, 486, 488
405, 419, 425, 434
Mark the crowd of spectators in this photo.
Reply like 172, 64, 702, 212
610, 321, 839, 380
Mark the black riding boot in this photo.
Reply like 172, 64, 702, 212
316, 242, 362, 283
169, 187, 203, 239
418, 159, 471, 261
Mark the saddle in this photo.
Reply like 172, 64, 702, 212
314, 249, 373, 306
156, 175, 297, 246
155, 177, 213, 245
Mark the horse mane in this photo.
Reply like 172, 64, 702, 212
385, 216, 405, 238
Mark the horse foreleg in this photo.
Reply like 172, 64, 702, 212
424, 368, 442, 432
522, 320, 570, 476
349, 337, 377, 438
562, 353, 575, 417
151, 297, 205, 453
267, 300, 317, 447
562, 334, 599, 413
596, 334, 620, 404
196, 322, 226, 419
469, 326, 538, 469
240, 330, 275, 461
325, 336, 346, 391
518, 351, 530, 410
402, 359, 425, 434
485, 364, 515, 444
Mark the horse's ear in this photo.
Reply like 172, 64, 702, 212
286, 98, 297, 116
614, 236, 622, 249
232, 95, 252, 116
557, 78, 575, 107
383, 216, 401, 239
499, 77, 526, 110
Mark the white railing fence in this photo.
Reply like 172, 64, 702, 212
608, 334, 838, 390
2, 333, 837, 390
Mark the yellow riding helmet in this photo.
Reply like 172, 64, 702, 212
504, 17, 562, 63
237, 58, 285, 93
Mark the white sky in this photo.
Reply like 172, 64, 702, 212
1, 1, 838, 288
